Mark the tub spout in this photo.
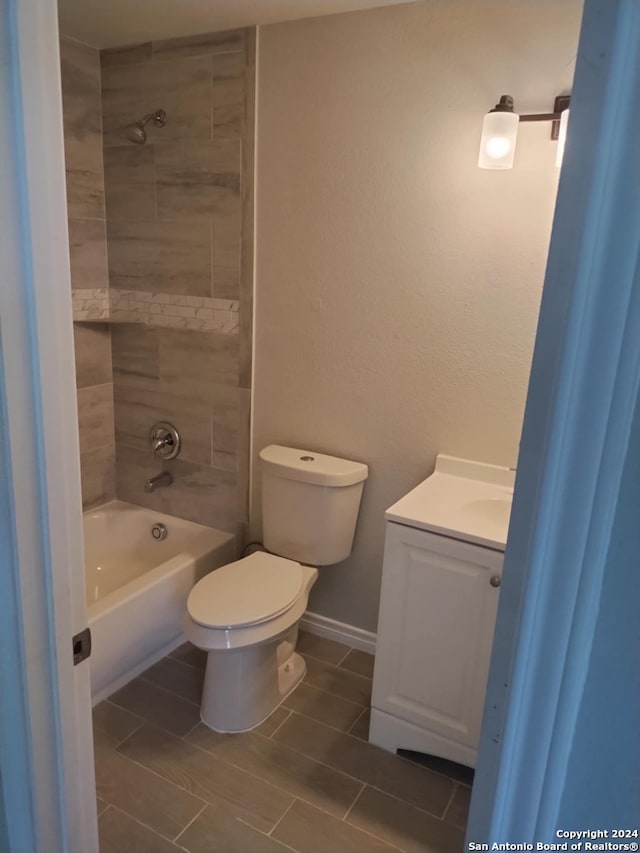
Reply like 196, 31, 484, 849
145, 470, 173, 493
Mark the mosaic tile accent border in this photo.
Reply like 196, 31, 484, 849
72, 288, 240, 334
72, 288, 110, 322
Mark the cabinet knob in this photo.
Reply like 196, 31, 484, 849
490, 575, 501, 588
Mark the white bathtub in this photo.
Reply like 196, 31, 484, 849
84, 500, 236, 704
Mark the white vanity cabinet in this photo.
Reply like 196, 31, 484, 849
369, 455, 513, 768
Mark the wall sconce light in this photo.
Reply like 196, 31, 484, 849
478, 94, 570, 170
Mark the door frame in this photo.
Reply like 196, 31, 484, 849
468, 0, 640, 840
0, 1, 97, 850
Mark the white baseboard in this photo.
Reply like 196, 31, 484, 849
300, 610, 377, 655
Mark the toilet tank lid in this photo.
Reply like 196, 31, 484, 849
259, 445, 368, 487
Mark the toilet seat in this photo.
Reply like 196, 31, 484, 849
187, 551, 304, 629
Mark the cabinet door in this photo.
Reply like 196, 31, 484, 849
372, 523, 503, 748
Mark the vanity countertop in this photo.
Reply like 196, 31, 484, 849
385, 454, 515, 551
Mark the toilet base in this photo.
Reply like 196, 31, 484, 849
200, 640, 306, 734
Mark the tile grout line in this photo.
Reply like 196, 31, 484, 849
172, 801, 208, 845
106, 802, 192, 852
289, 678, 368, 712
334, 647, 353, 668
135, 674, 201, 708
342, 781, 366, 823
268, 712, 454, 823
347, 705, 368, 736
441, 780, 460, 823
106, 740, 209, 811
266, 797, 297, 838
266, 708, 293, 740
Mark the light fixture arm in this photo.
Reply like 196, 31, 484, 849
520, 95, 571, 140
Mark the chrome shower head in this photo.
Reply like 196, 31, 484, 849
125, 108, 167, 145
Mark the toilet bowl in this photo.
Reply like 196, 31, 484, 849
183, 444, 368, 734
184, 551, 318, 732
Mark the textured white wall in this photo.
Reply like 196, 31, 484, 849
253, 0, 583, 631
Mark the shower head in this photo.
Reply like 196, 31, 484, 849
125, 108, 167, 144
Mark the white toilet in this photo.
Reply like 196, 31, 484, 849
183, 444, 368, 733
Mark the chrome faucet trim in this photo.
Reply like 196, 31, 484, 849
145, 470, 173, 493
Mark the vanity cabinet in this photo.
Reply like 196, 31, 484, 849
370, 521, 503, 768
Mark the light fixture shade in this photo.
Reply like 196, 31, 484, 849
478, 110, 519, 170
555, 108, 569, 168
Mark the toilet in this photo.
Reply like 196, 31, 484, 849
183, 444, 368, 733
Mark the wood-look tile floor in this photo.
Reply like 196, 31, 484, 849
94, 631, 471, 852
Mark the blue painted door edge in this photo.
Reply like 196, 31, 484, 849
467, 0, 640, 843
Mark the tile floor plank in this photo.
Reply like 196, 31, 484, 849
92, 700, 144, 749
98, 806, 185, 853
176, 800, 292, 853
140, 656, 204, 705
272, 798, 402, 853
169, 641, 207, 670
303, 655, 372, 706
95, 742, 205, 840
347, 785, 465, 852
339, 649, 375, 679
118, 724, 293, 833
110, 676, 201, 736
186, 723, 363, 818
296, 630, 351, 665
349, 707, 371, 741
273, 713, 454, 817
283, 682, 364, 732
256, 706, 291, 738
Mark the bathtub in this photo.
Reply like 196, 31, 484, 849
84, 500, 236, 704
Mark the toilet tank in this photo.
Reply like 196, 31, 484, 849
259, 445, 368, 566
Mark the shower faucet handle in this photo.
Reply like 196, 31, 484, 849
150, 422, 181, 460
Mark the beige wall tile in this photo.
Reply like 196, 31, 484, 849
212, 52, 245, 106
102, 56, 211, 146
212, 265, 240, 300
111, 324, 159, 387
158, 329, 239, 396
104, 145, 156, 220
100, 42, 153, 68
104, 143, 154, 185
212, 51, 245, 138
155, 140, 240, 217
115, 445, 237, 529
60, 38, 104, 220
80, 443, 116, 509
64, 134, 105, 220
60, 37, 101, 137
107, 219, 212, 295
212, 205, 241, 268
114, 383, 212, 465
69, 218, 109, 290
77, 382, 115, 454
73, 323, 112, 388
153, 29, 245, 60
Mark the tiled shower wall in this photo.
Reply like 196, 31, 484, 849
100, 29, 255, 532
60, 38, 116, 508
